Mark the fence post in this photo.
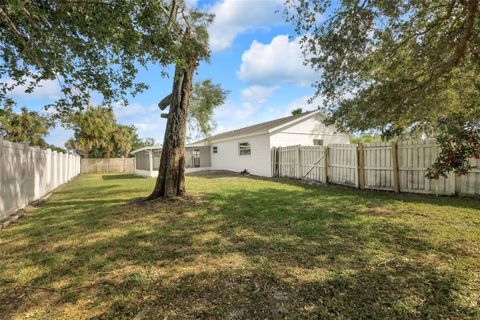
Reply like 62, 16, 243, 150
0, 137, 3, 184
297, 146, 302, 179
391, 142, 400, 193
358, 144, 365, 189
23, 142, 31, 205
278, 147, 282, 177
276, 148, 279, 177
271, 147, 278, 178
0, 138, 3, 200
323, 145, 329, 184
447, 172, 457, 196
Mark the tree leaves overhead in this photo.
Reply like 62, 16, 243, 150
284, 0, 480, 137
0, 0, 210, 114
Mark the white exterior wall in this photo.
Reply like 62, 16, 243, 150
270, 114, 350, 147
210, 134, 272, 177
135, 169, 158, 178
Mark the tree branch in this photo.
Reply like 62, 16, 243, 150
158, 93, 172, 110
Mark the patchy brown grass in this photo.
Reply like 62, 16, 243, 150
0, 172, 479, 319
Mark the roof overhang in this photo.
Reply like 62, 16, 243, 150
186, 141, 209, 148
186, 110, 326, 146
268, 109, 323, 133
130, 146, 162, 155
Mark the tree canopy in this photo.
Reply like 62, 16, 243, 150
0, 104, 54, 147
284, 0, 480, 177
0, 0, 205, 113
284, 0, 479, 136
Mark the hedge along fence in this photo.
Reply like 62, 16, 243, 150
271, 139, 480, 197
0, 138, 81, 221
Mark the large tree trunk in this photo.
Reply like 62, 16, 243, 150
148, 55, 197, 199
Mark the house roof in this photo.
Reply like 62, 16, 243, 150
131, 110, 323, 154
193, 110, 321, 144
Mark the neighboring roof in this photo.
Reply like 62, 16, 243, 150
193, 110, 321, 144
130, 146, 161, 155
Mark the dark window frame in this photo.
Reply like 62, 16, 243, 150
239, 142, 251, 156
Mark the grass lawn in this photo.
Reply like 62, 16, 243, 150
0, 172, 479, 319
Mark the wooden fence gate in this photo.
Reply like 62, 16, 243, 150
271, 140, 480, 197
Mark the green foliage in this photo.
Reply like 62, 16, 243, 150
350, 134, 383, 144
188, 79, 228, 139
65, 106, 134, 158
0, 0, 211, 113
284, 0, 480, 176
283, 0, 480, 137
46, 144, 67, 154
426, 114, 480, 178
291, 108, 303, 116
0, 103, 54, 147
126, 125, 156, 152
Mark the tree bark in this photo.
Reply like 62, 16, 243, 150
148, 46, 197, 199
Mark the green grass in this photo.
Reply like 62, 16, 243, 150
0, 172, 479, 319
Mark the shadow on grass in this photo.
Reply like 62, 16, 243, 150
102, 174, 143, 180
0, 174, 479, 319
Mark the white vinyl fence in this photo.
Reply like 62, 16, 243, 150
272, 140, 480, 197
0, 138, 81, 221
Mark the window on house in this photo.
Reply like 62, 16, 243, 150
212, 146, 218, 153
313, 139, 324, 146
239, 142, 251, 155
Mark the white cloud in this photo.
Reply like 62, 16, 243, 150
185, 0, 197, 8
211, 93, 325, 135
208, 0, 284, 52
241, 85, 277, 105
237, 35, 318, 86
7, 78, 62, 101
112, 101, 165, 139
112, 101, 157, 119
134, 117, 167, 141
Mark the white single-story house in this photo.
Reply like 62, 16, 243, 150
131, 110, 350, 178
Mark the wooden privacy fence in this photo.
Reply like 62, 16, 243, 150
80, 158, 135, 174
272, 140, 480, 197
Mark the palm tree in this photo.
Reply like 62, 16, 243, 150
65, 106, 134, 158
0, 105, 53, 147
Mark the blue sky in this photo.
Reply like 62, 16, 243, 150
8, 0, 322, 148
